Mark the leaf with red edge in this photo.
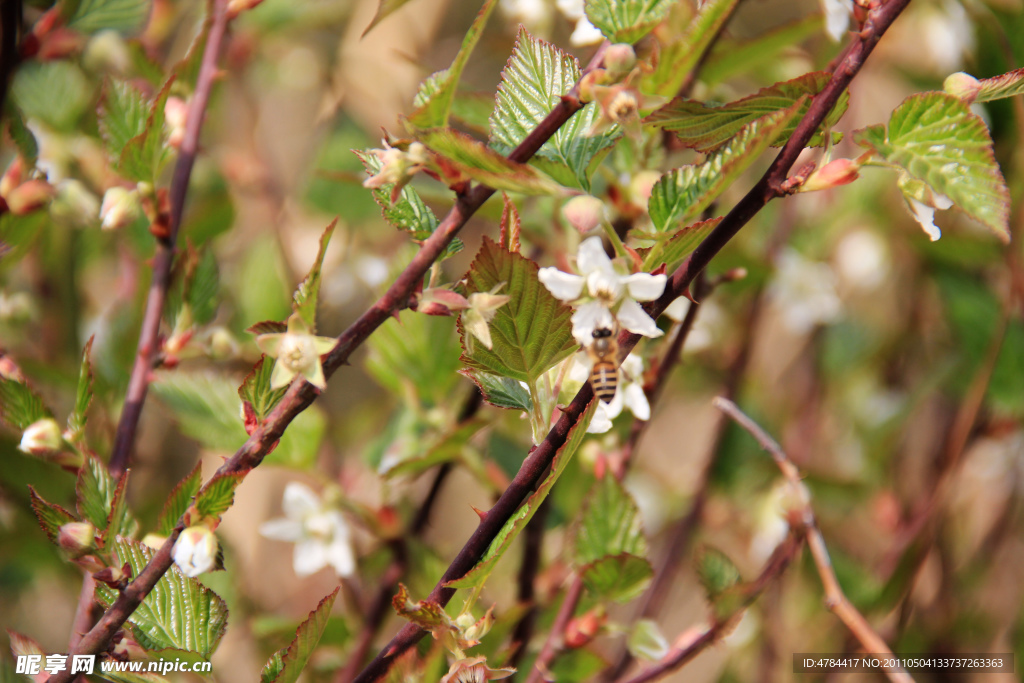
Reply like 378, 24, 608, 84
158, 461, 202, 536
103, 471, 140, 544
292, 220, 336, 332
499, 193, 521, 253
193, 471, 248, 520
247, 320, 287, 336
66, 336, 94, 444
260, 588, 340, 683
0, 376, 52, 430
639, 217, 722, 271
239, 356, 288, 424
28, 486, 76, 543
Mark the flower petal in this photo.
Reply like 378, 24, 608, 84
587, 403, 613, 434
568, 352, 591, 383
259, 518, 304, 541
293, 539, 328, 576
282, 482, 320, 519
326, 537, 356, 577
620, 353, 643, 380
616, 298, 663, 338
622, 273, 667, 301
576, 236, 614, 276
571, 301, 615, 346
303, 359, 327, 390
603, 384, 624, 419
538, 267, 585, 301
312, 335, 338, 354
464, 309, 494, 350
270, 359, 296, 389
255, 333, 284, 356
624, 382, 650, 420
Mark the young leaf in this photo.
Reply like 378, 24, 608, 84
95, 537, 229, 658
66, 0, 151, 34
420, 128, 568, 196
104, 472, 141, 543
853, 92, 1010, 242
391, 584, 459, 637
28, 486, 77, 543
239, 356, 289, 423
11, 60, 92, 131
163, 245, 221, 328
499, 193, 521, 253
445, 399, 596, 589
489, 28, 618, 190
404, 0, 498, 130
695, 545, 741, 599
193, 471, 247, 520
458, 238, 577, 385
579, 554, 653, 603
66, 337, 95, 443
77, 456, 137, 539
6, 105, 39, 165
700, 15, 823, 87
99, 78, 172, 183
642, 0, 740, 98
0, 376, 52, 430
260, 587, 340, 683
639, 217, 721, 271
365, 310, 462, 408
645, 72, 848, 151
158, 462, 203, 536
119, 78, 172, 183
648, 103, 800, 231
292, 220, 336, 331
584, 0, 674, 44
379, 417, 487, 479
460, 370, 533, 411
574, 475, 648, 564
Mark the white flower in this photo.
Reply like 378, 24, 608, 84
663, 298, 725, 354
172, 526, 218, 577
19, 418, 63, 454
555, 0, 605, 46
572, 352, 650, 432
833, 229, 889, 290
463, 284, 511, 350
538, 236, 666, 345
255, 313, 337, 390
767, 249, 841, 334
820, 0, 852, 42
260, 482, 355, 577
906, 194, 952, 242
99, 186, 141, 231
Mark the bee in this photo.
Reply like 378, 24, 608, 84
586, 326, 619, 404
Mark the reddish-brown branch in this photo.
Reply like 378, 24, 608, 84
523, 575, 585, 683
108, 0, 231, 478
505, 496, 551, 669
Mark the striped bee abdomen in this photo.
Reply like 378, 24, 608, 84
589, 361, 619, 403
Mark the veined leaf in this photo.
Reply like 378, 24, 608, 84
460, 370, 532, 411
293, 220, 336, 331
701, 15, 823, 87
99, 79, 172, 183
853, 92, 1010, 241
261, 588, 339, 683
445, 399, 597, 589
7, 106, 39, 165
379, 417, 487, 479
67, 0, 151, 34
28, 486, 77, 544
66, 337, 95, 443
695, 545, 741, 599
164, 245, 220, 329
239, 356, 288, 424
645, 72, 847, 151
584, 0, 674, 44
76, 457, 138, 542
640, 217, 721, 271
194, 471, 247, 520
11, 60, 91, 131
648, 104, 799, 231
365, 310, 462, 408
945, 67, 1024, 104
642, 0, 740, 98
104, 472, 140, 543
158, 462, 202, 536
0, 376, 51, 430
580, 554, 653, 602
420, 128, 568, 196
95, 538, 228, 658
458, 238, 577, 385
405, 0, 498, 129
490, 28, 618, 191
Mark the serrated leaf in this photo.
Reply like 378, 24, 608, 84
405, 0, 498, 129
158, 462, 202, 536
105, 472, 140, 542
695, 545, 741, 599
575, 475, 648, 563
292, 221, 336, 331
28, 486, 77, 543
642, 0, 740, 98
77, 456, 138, 540
445, 399, 596, 589
579, 554, 652, 602
247, 320, 288, 336
489, 28, 618, 191
178, 246, 220, 327
6, 106, 39, 165
239, 356, 288, 423
645, 72, 847, 151
701, 15, 823, 87
853, 92, 1010, 241
11, 60, 91, 131
193, 472, 247, 520
95, 537, 228, 658
67, 0, 151, 34
379, 417, 487, 479
450, 91, 494, 134
99, 79, 171, 182
458, 238, 577, 385
639, 217, 721, 271
584, 0, 674, 43
67, 337, 95, 443
120, 78, 172, 183
0, 376, 51, 430
420, 128, 568, 196
365, 310, 462, 407
460, 370, 532, 411
260, 588, 339, 683
648, 104, 799, 231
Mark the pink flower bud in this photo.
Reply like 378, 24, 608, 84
562, 195, 606, 234
603, 43, 637, 75
99, 187, 142, 230
799, 158, 861, 193
565, 608, 605, 648
58, 521, 96, 556
165, 97, 189, 148
943, 72, 982, 103
5, 179, 55, 215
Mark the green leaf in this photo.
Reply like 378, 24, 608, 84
575, 475, 648, 563
66, 0, 151, 34
853, 92, 1010, 241
260, 587, 339, 683
489, 28, 618, 191
292, 220, 336, 331
356, 150, 463, 259
627, 619, 670, 662
158, 462, 202, 536
11, 60, 92, 131
648, 103, 800, 231
445, 399, 597, 589
700, 15, 823, 87
28, 486, 77, 543
420, 128, 568, 196
67, 337, 95, 443
642, 0, 740, 98
0, 376, 51, 430
645, 72, 847, 151
77, 456, 138, 539
95, 537, 229, 658
99, 78, 172, 182
458, 238, 577, 385
405, 0, 498, 129
460, 369, 533, 411
945, 67, 1024, 104
640, 217, 721, 271
168, 245, 221, 328
580, 554, 652, 602
450, 91, 495, 134
239, 356, 288, 423
365, 310, 462, 407
585, 0, 673, 43
194, 472, 247, 520
105, 472, 140, 542
6, 106, 39, 165
378, 417, 487, 479
695, 545, 741, 599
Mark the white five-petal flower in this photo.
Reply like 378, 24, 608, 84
255, 313, 337, 390
538, 237, 666, 346
260, 482, 356, 577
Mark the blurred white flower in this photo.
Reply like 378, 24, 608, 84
572, 352, 650, 432
834, 229, 889, 290
820, 0, 853, 42
662, 298, 726, 353
538, 236, 666, 345
260, 482, 355, 577
919, 0, 974, 74
906, 194, 952, 241
556, 0, 604, 46
768, 249, 841, 334
173, 526, 218, 577
500, 0, 551, 31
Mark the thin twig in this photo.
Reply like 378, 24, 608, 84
108, 0, 231, 478
523, 575, 584, 683
505, 496, 550, 670
713, 397, 914, 683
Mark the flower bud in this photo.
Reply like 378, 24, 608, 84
5, 179, 55, 215
165, 97, 189, 148
227, 0, 264, 18
1, 157, 26, 197
565, 607, 605, 648
99, 186, 142, 230
93, 561, 132, 589
50, 179, 100, 227
82, 30, 131, 74
943, 71, 981, 103
562, 195, 606, 234
603, 43, 637, 75
207, 327, 240, 359
628, 170, 661, 207
58, 521, 96, 557
578, 68, 608, 103
799, 158, 861, 193
172, 525, 218, 577
141, 533, 167, 550
19, 418, 63, 454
